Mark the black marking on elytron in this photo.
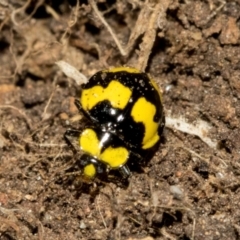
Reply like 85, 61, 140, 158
87, 100, 124, 124
81, 70, 163, 121
85, 126, 137, 155
82, 126, 144, 163
80, 70, 164, 149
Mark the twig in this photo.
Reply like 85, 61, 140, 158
41, 85, 58, 121
136, 2, 162, 71
0, 105, 32, 130
89, 0, 127, 56
97, 195, 107, 228
205, 0, 226, 23
165, 113, 217, 149
56, 60, 88, 85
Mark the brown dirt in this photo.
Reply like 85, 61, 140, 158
0, 1, 240, 239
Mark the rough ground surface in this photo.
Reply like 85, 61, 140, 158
0, 0, 240, 239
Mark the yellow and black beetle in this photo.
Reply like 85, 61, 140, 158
64, 67, 165, 180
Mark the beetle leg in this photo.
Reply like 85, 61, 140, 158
118, 165, 131, 179
64, 129, 81, 154
74, 99, 95, 122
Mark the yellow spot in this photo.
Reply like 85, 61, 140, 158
81, 80, 132, 110
83, 164, 96, 178
79, 129, 100, 156
142, 134, 160, 149
107, 66, 141, 73
100, 147, 129, 168
131, 97, 159, 149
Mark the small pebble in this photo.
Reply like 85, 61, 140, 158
80, 220, 87, 229
170, 185, 184, 200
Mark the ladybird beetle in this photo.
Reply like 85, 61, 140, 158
64, 67, 165, 181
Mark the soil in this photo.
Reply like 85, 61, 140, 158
0, 0, 240, 240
